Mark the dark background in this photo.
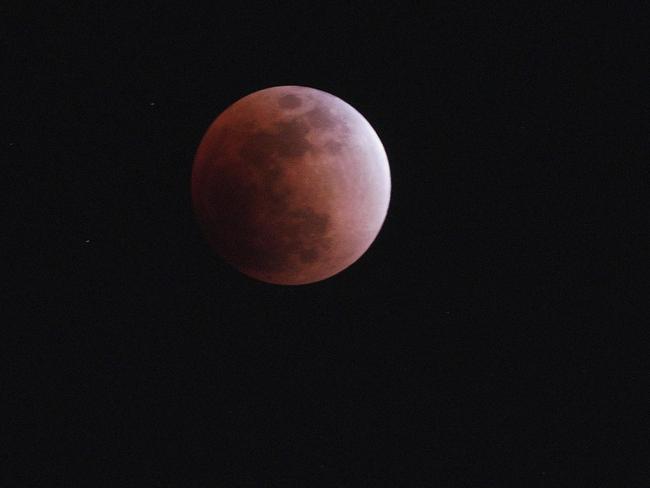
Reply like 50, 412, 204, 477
4, 2, 647, 486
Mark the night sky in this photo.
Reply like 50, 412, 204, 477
5, 3, 647, 485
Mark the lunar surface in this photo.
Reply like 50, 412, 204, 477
191, 85, 391, 285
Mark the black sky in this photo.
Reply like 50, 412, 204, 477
4, 2, 647, 486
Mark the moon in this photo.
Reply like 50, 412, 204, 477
191, 85, 391, 285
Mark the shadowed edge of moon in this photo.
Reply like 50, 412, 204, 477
199, 103, 336, 279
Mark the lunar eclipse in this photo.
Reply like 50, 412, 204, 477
191, 86, 391, 285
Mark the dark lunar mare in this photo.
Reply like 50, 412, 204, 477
201, 114, 333, 277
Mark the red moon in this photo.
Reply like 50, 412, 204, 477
191, 86, 391, 285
